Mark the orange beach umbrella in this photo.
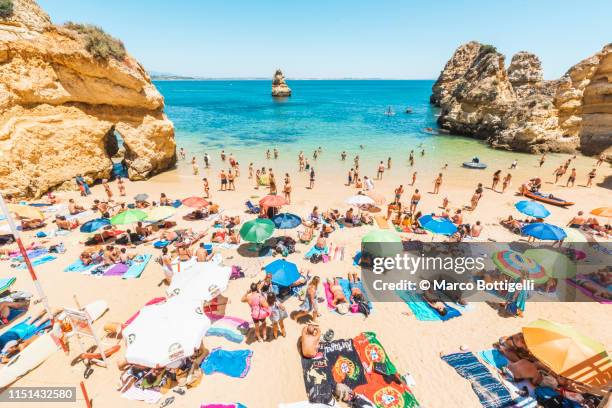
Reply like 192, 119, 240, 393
522, 319, 612, 386
182, 197, 208, 208
590, 207, 612, 218
259, 195, 288, 208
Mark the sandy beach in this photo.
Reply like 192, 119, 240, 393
3, 147, 610, 408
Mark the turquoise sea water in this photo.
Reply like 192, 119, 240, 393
154, 80, 580, 171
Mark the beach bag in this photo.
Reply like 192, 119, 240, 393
356, 300, 370, 317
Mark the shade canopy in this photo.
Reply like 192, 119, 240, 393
123, 297, 211, 368
521, 223, 567, 241
418, 214, 458, 236
145, 206, 176, 222
271, 213, 302, 229
79, 218, 110, 233
182, 197, 208, 208
515, 200, 550, 218
346, 195, 375, 206
523, 248, 577, 279
110, 209, 147, 225
264, 259, 300, 287
239, 218, 275, 243
523, 319, 612, 386
492, 250, 547, 284
167, 261, 231, 302
259, 195, 288, 208
7, 204, 44, 220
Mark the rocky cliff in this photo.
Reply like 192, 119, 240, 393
431, 42, 611, 157
0, 0, 176, 198
271, 69, 291, 97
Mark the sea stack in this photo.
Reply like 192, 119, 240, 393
271, 69, 291, 97
0, 0, 176, 198
431, 41, 612, 157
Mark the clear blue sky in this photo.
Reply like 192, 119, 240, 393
39, 0, 611, 79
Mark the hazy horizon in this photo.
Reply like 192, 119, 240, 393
39, 0, 611, 80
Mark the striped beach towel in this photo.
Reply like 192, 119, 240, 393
441, 352, 513, 408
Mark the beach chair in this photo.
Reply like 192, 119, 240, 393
245, 200, 260, 214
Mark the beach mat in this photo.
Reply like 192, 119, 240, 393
374, 216, 390, 229
206, 314, 250, 343
16, 254, 56, 269
478, 349, 509, 370
103, 263, 129, 277
301, 338, 366, 405
201, 348, 252, 378
441, 352, 513, 408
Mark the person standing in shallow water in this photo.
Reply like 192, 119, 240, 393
377, 161, 385, 180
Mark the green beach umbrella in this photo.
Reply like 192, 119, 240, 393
361, 229, 402, 258
239, 218, 275, 244
110, 209, 147, 226
523, 249, 577, 279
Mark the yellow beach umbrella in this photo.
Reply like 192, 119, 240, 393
7, 204, 44, 220
145, 206, 176, 222
591, 207, 612, 218
523, 248, 577, 279
523, 319, 612, 386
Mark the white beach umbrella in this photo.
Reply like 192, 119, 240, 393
167, 261, 232, 302
346, 195, 375, 206
123, 296, 211, 367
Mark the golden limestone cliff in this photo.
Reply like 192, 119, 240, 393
0, 0, 176, 198
431, 42, 611, 158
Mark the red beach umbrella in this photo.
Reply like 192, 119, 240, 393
182, 197, 209, 208
259, 195, 288, 208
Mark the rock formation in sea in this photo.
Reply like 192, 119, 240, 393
431, 41, 611, 157
271, 69, 291, 97
0, 0, 176, 198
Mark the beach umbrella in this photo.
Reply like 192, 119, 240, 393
7, 204, 44, 220
362, 229, 402, 258
79, 218, 110, 233
167, 261, 231, 302
134, 193, 149, 202
259, 195, 288, 208
182, 197, 208, 208
110, 209, 147, 226
523, 248, 577, 279
239, 218, 275, 243
492, 250, 547, 284
521, 223, 567, 241
366, 191, 386, 205
418, 214, 458, 236
590, 207, 612, 218
264, 259, 300, 287
561, 227, 588, 244
515, 200, 550, 218
123, 296, 211, 368
145, 206, 176, 222
271, 213, 302, 229
346, 195, 375, 207
522, 319, 612, 386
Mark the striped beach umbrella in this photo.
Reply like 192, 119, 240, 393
492, 250, 547, 284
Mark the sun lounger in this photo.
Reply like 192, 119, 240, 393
441, 351, 514, 408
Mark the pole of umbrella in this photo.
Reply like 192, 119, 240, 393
0, 194, 54, 320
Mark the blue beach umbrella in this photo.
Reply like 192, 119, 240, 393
80, 218, 110, 233
522, 223, 567, 241
515, 201, 551, 218
264, 259, 300, 287
418, 214, 458, 236
272, 213, 302, 229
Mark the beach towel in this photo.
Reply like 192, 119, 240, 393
304, 245, 329, 260
201, 348, 253, 378
374, 216, 390, 229
12, 248, 48, 261
353, 332, 397, 376
441, 352, 513, 408
201, 404, 246, 408
566, 275, 612, 304
121, 385, 161, 404
16, 254, 56, 269
206, 314, 250, 343
122, 254, 152, 279
103, 263, 129, 277
478, 349, 509, 369
397, 291, 460, 321
301, 338, 366, 405
0, 277, 16, 294
63, 258, 101, 273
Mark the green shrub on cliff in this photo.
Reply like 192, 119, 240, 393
64, 22, 126, 61
479, 44, 497, 55
0, 0, 14, 19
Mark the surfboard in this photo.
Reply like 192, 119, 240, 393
0, 300, 108, 388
